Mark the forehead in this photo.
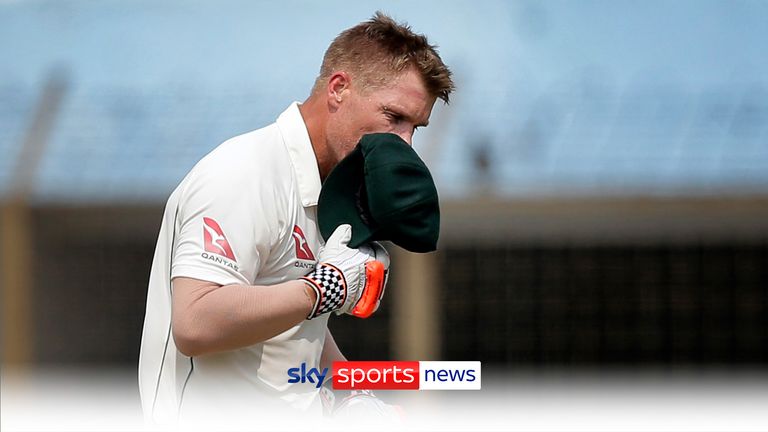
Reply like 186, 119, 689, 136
363, 69, 436, 117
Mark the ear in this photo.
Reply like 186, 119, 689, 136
327, 71, 351, 109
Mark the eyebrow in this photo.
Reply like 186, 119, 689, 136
383, 105, 429, 128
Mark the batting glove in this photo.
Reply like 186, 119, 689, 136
302, 224, 389, 319
333, 389, 404, 422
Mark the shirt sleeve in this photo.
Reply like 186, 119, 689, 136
170, 156, 280, 287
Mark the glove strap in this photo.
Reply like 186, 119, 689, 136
301, 263, 347, 319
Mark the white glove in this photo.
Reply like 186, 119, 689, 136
302, 225, 390, 319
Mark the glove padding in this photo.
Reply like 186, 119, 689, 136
302, 225, 389, 319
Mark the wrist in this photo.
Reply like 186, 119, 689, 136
301, 280, 319, 318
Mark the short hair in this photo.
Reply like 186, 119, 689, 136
313, 11, 455, 103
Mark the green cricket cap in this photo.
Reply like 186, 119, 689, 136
318, 133, 440, 252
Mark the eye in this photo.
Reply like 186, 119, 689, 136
384, 110, 403, 123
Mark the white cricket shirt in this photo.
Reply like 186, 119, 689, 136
138, 103, 327, 425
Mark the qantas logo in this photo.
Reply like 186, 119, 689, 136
203, 217, 236, 262
292, 225, 315, 261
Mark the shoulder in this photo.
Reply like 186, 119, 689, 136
202, 125, 285, 172
175, 123, 296, 216
184, 124, 295, 190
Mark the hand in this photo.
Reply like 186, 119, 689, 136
301, 225, 389, 319
319, 380, 403, 422
333, 390, 404, 422
342, 241, 389, 318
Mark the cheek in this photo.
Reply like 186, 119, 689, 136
329, 113, 362, 155
342, 103, 365, 131
355, 113, 389, 135
337, 100, 387, 144
331, 108, 356, 138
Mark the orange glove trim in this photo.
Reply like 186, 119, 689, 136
351, 261, 385, 318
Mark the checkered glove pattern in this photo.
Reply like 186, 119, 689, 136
302, 263, 347, 319
301, 224, 389, 319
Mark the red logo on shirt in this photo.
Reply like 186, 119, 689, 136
292, 225, 315, 261
203, 217, 237, 262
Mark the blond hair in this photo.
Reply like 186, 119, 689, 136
313, 12, 455, 103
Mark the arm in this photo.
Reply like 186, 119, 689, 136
172, 225, 389, 358
171, 277, 317, 357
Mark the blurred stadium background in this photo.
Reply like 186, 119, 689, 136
1, 0, 767, 429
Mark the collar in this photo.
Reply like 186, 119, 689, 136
276, 102, 322, 207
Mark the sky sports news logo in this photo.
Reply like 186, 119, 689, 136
287, 361, 481, 390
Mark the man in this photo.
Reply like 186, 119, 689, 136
138, 11, 454, 425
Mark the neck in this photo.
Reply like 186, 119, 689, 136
298, 95, 333, 181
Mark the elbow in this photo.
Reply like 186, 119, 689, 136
173, 330, 201, 357
171, 277, 226, 357
172, 317, 211, 357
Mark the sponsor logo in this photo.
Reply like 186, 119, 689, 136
292, 225, 315, 261
417, 361, 480, 390
294, 261, 316, 269
334, 361, 419, 390
203, 217, 236, 262
287, 363, 328, 389
201, 252, 239, 271
286, 361, 481, 390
